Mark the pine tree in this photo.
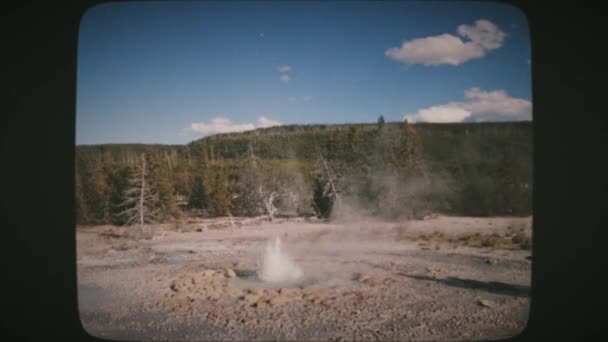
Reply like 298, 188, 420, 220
147, 154, 180, 221
75, 167, 91, 224
377, 115, 385, 128
189, 174, 208, 210
108, 166, 132, 225
399, 121, 428, 179
236, 145, 265, 216
208, 170, 231, 217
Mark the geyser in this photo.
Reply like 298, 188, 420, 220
258, 236, 303, 283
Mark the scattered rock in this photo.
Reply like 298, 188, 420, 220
302, 287, 324, 296
310, 297, 325, 304
382, 277, 396, 285
265, 288, 279, 297
196, 228, 202, 232
303, 288, 326, 303
278, 288, 300, 297
223, 287, 243, 297
364, 276, 383, 286
353, 273, 371, 282
240, 294, 261, 304
224, 268, 237, 278
268, 296, 291, 306
343, 290, 366, 299
485, 259, 495, 265
246, 288, 265, 296
477, 299, 496, 308
201, 269, 217, 278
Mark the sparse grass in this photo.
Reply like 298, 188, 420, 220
303, 230, 330, 243
392, 225, 409, 241
512, 230, 532, 250
100, 231, 123, 239
401, 228, 524, 250
480, 236, 499, 248
112, 242, 132, 251
446, 231, 510, 249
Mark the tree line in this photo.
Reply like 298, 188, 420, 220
75, 121, 533, 225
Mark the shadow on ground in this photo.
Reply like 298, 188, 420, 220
402, 274, 530, 298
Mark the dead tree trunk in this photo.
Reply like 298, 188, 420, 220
259, 186, 278, 221
320, 155, 340, 204
118, 154, 160, 230
139, 156, 145, 225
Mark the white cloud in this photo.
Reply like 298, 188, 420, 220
303, 95, 312, 102
188, 116, 282, 137
288, 97, 296, 103
280, 74, 291, 83
404, 87, 532, 123
257, 116, 282, 128
457, 20, 505, 49
406, 105, 471, 123
191, 117, 256, 135
385, 19, 505, 66
277, 65, 292, 73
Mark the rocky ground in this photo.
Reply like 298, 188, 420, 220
77, 215, 532, 341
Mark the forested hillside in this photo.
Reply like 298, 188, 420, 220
75, 121, 532, 225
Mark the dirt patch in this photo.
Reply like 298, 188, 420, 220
77, 215, 531, 341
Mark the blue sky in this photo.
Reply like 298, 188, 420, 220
76, 1, 532, 145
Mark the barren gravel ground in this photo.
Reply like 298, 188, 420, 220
77, 216, 532, 341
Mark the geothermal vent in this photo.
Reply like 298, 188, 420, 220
258, 236, 303, 283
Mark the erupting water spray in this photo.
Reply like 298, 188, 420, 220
258, 236, 303, 283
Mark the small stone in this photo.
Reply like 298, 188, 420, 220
278, 288, 300, 297
268, 296, 290, 306
353, 273, 370, 282
241, 294, 261, 303
223, 286, 243, 296
224, 268, 237, 278
246, 288, 265, 296
201, 269, 217, 277
265, 288, 278, 296
477, 299, 496, 308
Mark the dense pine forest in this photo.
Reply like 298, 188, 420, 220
75, 121, 532, 225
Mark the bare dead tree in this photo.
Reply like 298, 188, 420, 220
312, 154, 345, 218
258, 186, 278, 221
319, 155, 345, 208
118, 154, 161, 232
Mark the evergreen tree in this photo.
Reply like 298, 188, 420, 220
398, 121, 428, 179
234, 145, 264, 216
311, 173, 333, 218
208, 170, 231, 216
149, 156, 180, 220
189, 175, 208, 210
75, 167, 91, 224
108, 166, 132, 225
377, 115, 385, 128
